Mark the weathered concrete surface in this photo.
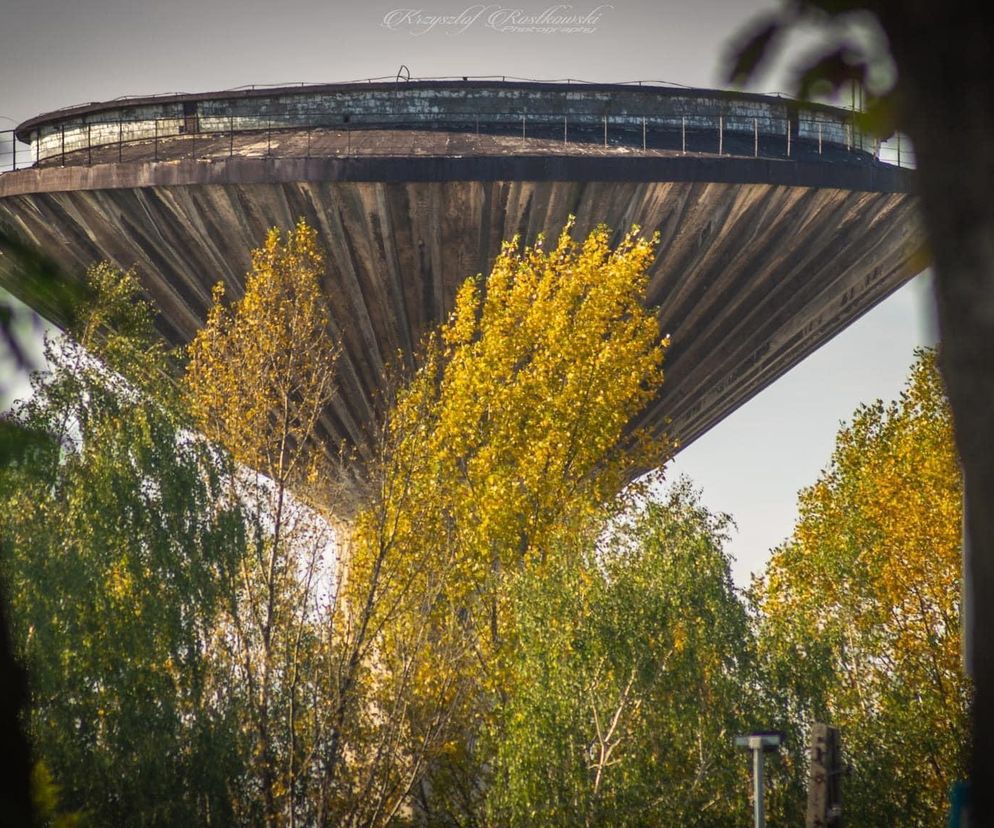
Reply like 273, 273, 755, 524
0, 81, 926, 498
0, 150, 926, 480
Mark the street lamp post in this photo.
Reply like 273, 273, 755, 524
735, 731, 784, 828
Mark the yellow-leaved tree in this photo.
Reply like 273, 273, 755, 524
330, 216, 671, 824
753, 347, 970, 826
185, 218, 340, 828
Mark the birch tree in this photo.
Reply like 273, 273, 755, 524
185, 218, 340, 827
336, 217, 671, 824
0, 262, 247, 826
486, 480, 756, 827
753, 348, 969, 826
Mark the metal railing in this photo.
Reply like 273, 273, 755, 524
23, 75, 777, 114
0, 111, 915, 175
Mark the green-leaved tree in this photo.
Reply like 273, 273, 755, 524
0, 262, 248, 825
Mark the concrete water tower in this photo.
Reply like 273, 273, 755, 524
0, 78, 926, 491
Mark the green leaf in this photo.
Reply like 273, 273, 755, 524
794, 47, 867, 101
725, 15, 785, 86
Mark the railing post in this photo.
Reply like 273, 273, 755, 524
11, 132, 15, 170
267, 118, 272, 156
642, 116, 646, 151
154, 119, 158, 162
681, 116, 686, 154
87, 123, 92, 165
522, 113, 525, 146
118, 118, 123, 163
818, 121, 823, 155
61, 125, 66, 166
564, 114, 568, 146
897, 131, 901, 166
230, 115, 234, 158
191, 122, 196, 161
603, 114, 607, 148
718, 115, 723, 155
754, 118, 758, 157
786, 118, 791, 158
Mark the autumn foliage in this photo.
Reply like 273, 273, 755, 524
0, 219, 970, 827
185, 219, 338, 486
754, 348, 970, 825
338, 216, 671, 821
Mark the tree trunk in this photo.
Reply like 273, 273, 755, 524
0, 594, 34, 828
874, 5, 994, 822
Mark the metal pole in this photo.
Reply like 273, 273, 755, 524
786, 119, 791, 158
154, 120, 158, 162
61, 125, 66, 166
856, 81, 862, 151
564, 115, 567, 145
11, 133, 15, 171
850, 78, 858, 152
754, 118, 758, 157
230, 115, 234, 158
718, 116, 723, 155
753, 747, 765, 828
87, 123, 92, 166
642, 116, 646, 151
737, 733, 780, 828
897, 131, 901, 166
603, 115, 607, 147
267, 118, 271, 156
681, 117, 686, 154
118, 119, 123, 162
818, 122, 823, 155
522, 113, 525, 146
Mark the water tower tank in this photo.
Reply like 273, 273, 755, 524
0, 79, 926, 488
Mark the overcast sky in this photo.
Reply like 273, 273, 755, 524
0, 0, 935, 587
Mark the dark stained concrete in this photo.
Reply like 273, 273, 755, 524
0, 83, 928, 499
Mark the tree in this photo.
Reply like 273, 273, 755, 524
184, 218, 340, 827
485, 479, 757, 827
753, 348, 969, 826
727, 6, 994, 817
0, 224, 92, 828
1, 215, 673, 826
335, 216, 671, 824
0, 261, 248, 825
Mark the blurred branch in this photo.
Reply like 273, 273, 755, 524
0, 225, 91, 344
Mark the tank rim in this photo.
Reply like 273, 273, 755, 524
14, 78, 856, 144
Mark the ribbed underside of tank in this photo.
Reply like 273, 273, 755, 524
0, 152, 926, 494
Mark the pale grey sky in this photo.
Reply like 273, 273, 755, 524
667, 274, 936, 587
0, 0, 935, 586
